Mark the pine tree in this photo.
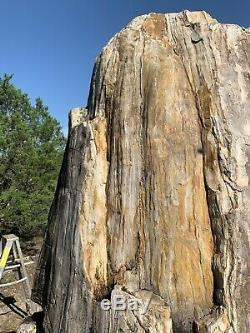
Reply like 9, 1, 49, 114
0, 75, 66, 239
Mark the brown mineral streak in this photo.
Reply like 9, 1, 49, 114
33, 10, 250, 333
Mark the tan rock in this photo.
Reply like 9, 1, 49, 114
194, 311, 231, 333
17, 318, 36, 333
94, 288, 173, 332
33, 11, 250, 333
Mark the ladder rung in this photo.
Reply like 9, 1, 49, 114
5, 263, 21, 270
0, 277, 27, 288
5, 261, 34, 271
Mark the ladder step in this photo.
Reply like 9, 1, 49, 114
0, 277, 27, 288
5, 261, 34, 271
2, 234, 19, 242
5, 263, 21, 270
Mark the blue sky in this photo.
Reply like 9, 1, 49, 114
0, 1, 249, 130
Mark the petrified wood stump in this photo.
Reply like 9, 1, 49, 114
33, 11, 250, 333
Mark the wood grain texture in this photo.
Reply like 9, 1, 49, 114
33, 11, 250, 333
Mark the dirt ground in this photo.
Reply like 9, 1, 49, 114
0, 239, 43, 333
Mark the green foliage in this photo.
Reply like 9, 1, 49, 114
0, 74, 66, 239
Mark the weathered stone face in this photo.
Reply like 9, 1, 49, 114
33, 11, 250, 333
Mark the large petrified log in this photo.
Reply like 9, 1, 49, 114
33, 11, 250, 333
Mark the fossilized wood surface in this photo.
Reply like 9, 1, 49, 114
194, 311, 230, 333
33, 11, 250, 333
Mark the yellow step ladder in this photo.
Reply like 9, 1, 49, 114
0, 234, 32, 301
